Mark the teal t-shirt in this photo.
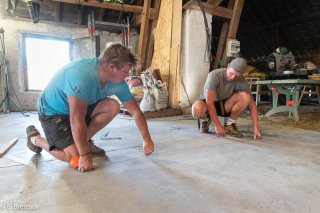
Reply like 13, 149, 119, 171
37, 58, 133, 115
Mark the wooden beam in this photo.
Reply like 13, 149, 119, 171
130, 10, 156, 26
131, 14, 142, 26
136, 0, 152, 71
206, 0, 224, 7
222, 0, 244, 64
184, 1, 232, 20
213, 0, 235, 68
227, 0, 244, 39
208, 5, 233, 20
151, 0, 172, 86
213, 22, 229, 68
182, 0, 195, 10
169, 0, 182, 108
51, 0, 156, 16
145, 0, 161, 68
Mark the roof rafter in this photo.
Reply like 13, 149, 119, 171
51, 0, 156, 18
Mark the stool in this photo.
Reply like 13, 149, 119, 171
246, 77, 269, 105
298, 85, 320, 105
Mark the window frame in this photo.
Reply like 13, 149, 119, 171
22, 33, 71, 92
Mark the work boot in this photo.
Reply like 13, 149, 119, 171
88, 139, 106, 156
224, 123, 243, 138
26, 125, 42, 154
200, 119, 211, 133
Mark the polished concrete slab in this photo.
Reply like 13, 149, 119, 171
1, 112, 320, 213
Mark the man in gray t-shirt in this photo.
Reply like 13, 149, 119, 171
192, 58, 262, 139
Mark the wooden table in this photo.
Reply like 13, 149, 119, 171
256, 79, 320, 121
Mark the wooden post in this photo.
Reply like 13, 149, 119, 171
169, 0, 182, 108
213, 0, 235, 68
222, 0, 245, 65
137, 0, 151, 72
145, 0, 161, 69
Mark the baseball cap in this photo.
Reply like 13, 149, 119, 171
229, 57, 247, 73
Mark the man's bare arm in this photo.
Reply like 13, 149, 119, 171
67, 95, 93, 171
247, 94, 262, 139
122, 98, 154, 155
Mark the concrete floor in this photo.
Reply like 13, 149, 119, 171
0, 112, 320, 213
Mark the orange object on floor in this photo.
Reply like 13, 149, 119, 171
70, 155, 80, 168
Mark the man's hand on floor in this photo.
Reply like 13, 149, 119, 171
253, 128, 262, 140
143, 140, 154, 156
78, 155, 93, 172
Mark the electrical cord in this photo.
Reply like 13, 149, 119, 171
0, 32, 28, 114
181, 76, 192, 107
7, 64, 28, 113
197, 0, 216, 64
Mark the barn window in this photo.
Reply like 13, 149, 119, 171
23, 34, 70, 91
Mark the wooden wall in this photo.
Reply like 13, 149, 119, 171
151, 0, 182, 108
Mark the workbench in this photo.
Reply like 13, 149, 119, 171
256, 79, 320, 121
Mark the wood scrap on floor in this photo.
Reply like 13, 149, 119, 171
120, 107, 183, 119
100, 137, 122, 140
0, 138, 19, 157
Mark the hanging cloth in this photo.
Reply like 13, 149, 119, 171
6, 0, 18, 15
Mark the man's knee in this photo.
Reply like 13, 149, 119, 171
192, 100, 207, 119
108, 98, 121, 113
63, 144, 79, 161
225, 91, 251, 112
238, 91, 251, 105
99, 98, 120, 114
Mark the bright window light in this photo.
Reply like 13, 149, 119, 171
25, 36, 70, 91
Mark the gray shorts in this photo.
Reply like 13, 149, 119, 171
38, 103, 97, 151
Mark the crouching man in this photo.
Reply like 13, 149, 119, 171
192, 57, 262, 139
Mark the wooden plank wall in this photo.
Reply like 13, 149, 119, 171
151, 0, 172, 83
145, 0, 162, 70
136, 0, 151, 71
151, 0, 182, 108
169, 0, 182, 108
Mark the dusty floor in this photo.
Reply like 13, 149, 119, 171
1, 109, 320, 212
253, 103, 320, 132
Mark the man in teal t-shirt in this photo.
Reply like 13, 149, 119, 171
26, 44, 155, 172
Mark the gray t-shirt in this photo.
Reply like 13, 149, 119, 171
200, 68, 250, 101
